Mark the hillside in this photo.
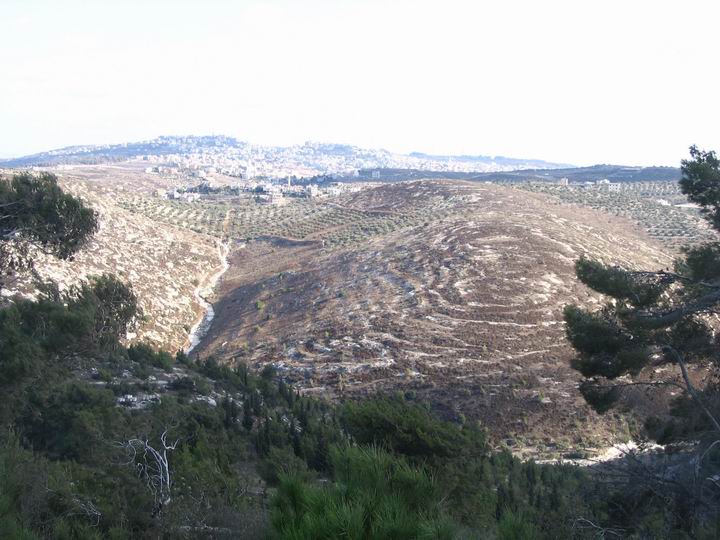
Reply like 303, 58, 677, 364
351, 164, 681, 183
0, 135, 568, 174
6, 165, 676, 453
517, 181, 715, 250
7, 164, 717, 538
192, 181, 671, 453
471, 164, 681, 183
1, 167, 221, 350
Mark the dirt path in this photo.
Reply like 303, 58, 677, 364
185, 241, 233, 354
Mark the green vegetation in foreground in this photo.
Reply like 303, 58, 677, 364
0, 276, 591, 538
3, 168, 720, 538
0, 279, 705, 538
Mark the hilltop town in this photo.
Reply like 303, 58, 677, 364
1, 135, 570, 178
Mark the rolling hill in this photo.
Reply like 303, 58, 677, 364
191, 180, 671, 453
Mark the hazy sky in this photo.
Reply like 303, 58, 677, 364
2, 0, 719, 166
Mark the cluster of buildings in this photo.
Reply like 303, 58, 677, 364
153, 176, 366, 206
142, 149, 323, 181
553, 177, 621, 191
133, 136, 559, 183
249, 180, 366, 204
572, 178, 622, 191
153, 188, 201, 202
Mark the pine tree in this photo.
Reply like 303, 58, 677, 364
242, 400, 254, 431
564, 146, 720, 437
0, 172, 98, 291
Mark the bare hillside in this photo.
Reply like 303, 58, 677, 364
195, 181, 671, 451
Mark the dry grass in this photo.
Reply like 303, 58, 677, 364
193, 181, 672, 452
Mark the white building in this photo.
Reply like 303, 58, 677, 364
306, 184, 320, 198
257, 192, 286, 205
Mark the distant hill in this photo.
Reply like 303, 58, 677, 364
3, 136, 679, 183
0, 135, 569, 174
0, 135, 243, 168
472, 164, 681, 183
353, 164, 681, 184
407, 151, 572, 169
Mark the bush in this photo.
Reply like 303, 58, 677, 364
341, 397, 485, 462
270, 445, 458, 539
259, 446, 310, 486
498, 511, 539, 540
127, 343, 173, 372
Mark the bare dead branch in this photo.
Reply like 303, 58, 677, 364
572, 517, 625, 538
117, 430, 179, 517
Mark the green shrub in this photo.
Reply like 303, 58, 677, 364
341, 397, 485, 462
270, 445, 458, 539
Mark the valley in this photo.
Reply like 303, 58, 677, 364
7, 162, 689, 455
191, 181, 672, 453
3, 152, 719, 537
5, 1, 719, 534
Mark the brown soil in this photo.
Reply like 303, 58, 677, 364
195, 180, 671, 451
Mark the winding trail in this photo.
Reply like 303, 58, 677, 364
185, 241, 234, 354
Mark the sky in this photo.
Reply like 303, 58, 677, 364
1, 0, 719, 166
